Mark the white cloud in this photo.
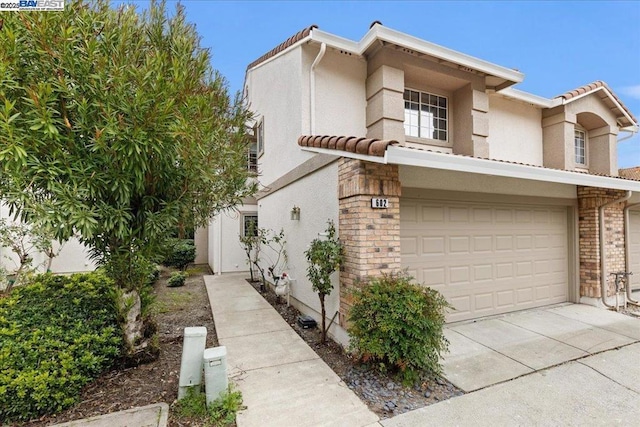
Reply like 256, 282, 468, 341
620, 85, 640, 100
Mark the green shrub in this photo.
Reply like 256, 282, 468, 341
174, 385, 245, 426
168, 271, 187, 287
348, 273, 452, 384
0, 272, 123, 422
162, 238, 196, 270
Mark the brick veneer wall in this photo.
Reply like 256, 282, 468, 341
338, 158, 402, 327
578, 186, 627, 298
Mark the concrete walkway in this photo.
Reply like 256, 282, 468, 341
52, 403, 169, 427
204, 273, 379, 427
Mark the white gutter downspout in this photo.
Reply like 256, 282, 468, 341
617, 127, 638, 143
624, 202, 640, 305
310, 42, 327, 134
599, 191, 632, 309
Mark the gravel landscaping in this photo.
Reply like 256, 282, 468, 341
248, 280, 463, 419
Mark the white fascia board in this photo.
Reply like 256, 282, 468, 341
311, 29, 360, 54
360, 26, 524, 83
561, 86, 637, 127
386, 146, 640, 192
300, 146, 387, 164
498, 87, 554, 108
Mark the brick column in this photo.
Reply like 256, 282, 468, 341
338, 158, 402, 327
578, 186, 627, 299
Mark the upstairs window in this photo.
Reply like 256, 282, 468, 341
574, 128, 587, 166
247, 142, 258, 173
404, 89, 448, 141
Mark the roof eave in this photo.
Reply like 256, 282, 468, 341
300, 144, 640, 192
359, 26, 524, 85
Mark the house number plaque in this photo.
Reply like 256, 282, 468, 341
371, 198, 389, 209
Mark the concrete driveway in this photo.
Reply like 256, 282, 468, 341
442, 304, 640, 392
379, 304, 640, 427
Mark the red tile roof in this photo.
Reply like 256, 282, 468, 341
299, 135, 639, 182
556, 81, 637, 125
298, 135, 399, 157
619, 167, 640, 181
247, 25, 317, 71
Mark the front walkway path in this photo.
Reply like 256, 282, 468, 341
205, 274, 380, 427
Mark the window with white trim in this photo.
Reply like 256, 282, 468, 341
247, 142, 258, 173
403, 89, 448, 141
574, 127, 587, 166
242, 214, 258, 237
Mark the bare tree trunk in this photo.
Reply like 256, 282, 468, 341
320, 293, 327, 343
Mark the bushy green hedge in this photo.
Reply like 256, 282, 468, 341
167, 271, 187, 288
348, 273, 451, 384
0, 273, 123, 422
162, 238, 196, 270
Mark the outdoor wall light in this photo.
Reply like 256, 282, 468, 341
290, 206, 301, 221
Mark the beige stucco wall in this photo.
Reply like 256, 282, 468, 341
193, 226, 208, 265
208, 204, 257, 274
0, 203, 96, 274
311, 46, 367, 137
488, 95, 544, 166
246, 48, 308, 185
257, 162, 347, 343
399, 166, 577, 200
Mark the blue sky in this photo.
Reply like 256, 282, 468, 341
130, 1, 640, 167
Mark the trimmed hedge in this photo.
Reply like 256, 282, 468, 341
348, 273, 451, 384
162, 238, 196, 270
0, 273, 123, 422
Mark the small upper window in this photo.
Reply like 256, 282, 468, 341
403, 89, 448, 141
247, 142, 258, 173
575, 128, 586, 166
256, 119, 264, 157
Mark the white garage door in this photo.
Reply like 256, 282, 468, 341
401, 199, 569, 322
629, 211, 640, 291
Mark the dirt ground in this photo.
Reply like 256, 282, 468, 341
18, 266, 218, 427
15, 267, 457, 426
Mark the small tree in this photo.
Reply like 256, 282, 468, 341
240, 226, 287, 292
305, 220, 343, 343
239, 218, 258, 282
0, 219, 60, 293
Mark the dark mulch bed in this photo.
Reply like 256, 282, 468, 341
17, 266, 218, 427
248, 280, 463, 419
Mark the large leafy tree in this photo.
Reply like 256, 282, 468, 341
0, 1, 256, 290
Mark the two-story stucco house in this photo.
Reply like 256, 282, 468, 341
210, 23, 639, 345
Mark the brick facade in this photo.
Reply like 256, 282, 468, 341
578, 186, 627, 298
338, 158, 402, 327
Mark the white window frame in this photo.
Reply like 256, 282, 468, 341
574, 126, 587, 166
256, 118, 264, 158
241, 213, 258, 237
247, 141, 258, 174
403, 88, 448, 142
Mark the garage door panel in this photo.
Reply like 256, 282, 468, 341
401, 199, 569, 321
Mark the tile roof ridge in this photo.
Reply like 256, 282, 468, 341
247, 25, 318, 71
297, 135, 399, 157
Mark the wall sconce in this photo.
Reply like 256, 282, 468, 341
290, 206, 301, 221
